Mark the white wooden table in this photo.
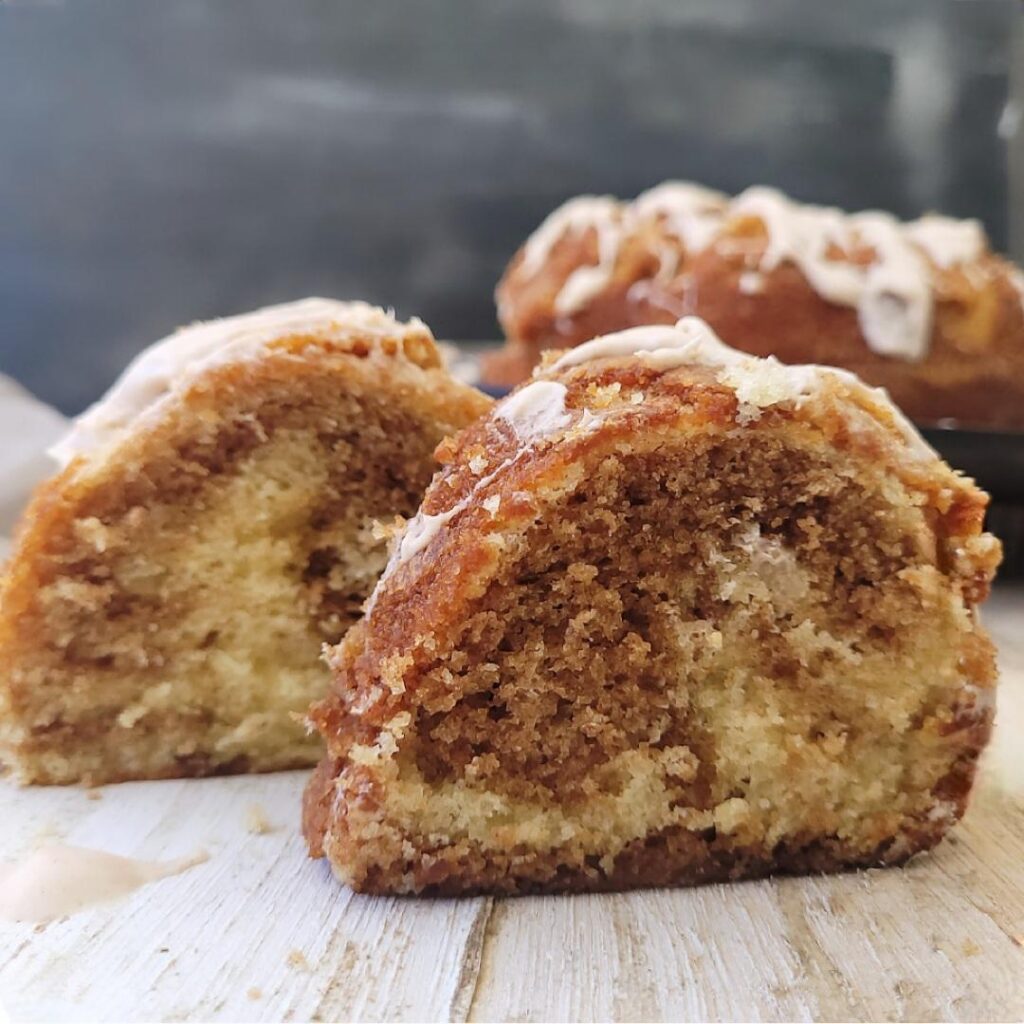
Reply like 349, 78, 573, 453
2, 586, 1022, 1024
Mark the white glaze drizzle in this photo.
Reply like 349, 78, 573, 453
495, 380, 572, 440
738, 271, 765, 295
0, 843, 208, 923
905, 214, 987, 269
380, 378, 587, 580
853, 213, 934, 361
731, 187, 862, 302
550, 318, 733, 371
731, 188, 934, 361
392, 457, 514, 568
551, 317, 936, 461
520, 196, 622, 316
631, 181, 729, 258
517, 182, 994, 363
50, 298, 430, 469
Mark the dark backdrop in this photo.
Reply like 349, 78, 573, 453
1, 0, 1020, 413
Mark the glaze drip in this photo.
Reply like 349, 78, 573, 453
550, 318, 936, 459
0, 843, 208, 923
388, 381, 574, 572
516, 182, 994, 363
521, 196, 622, 316
496, 380, 572, 440
50, 299, 432, 469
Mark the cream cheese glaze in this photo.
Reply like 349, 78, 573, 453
552, 317, 935, 459
389, 384, 574, 573
0, 843, 208, 923
515, 182, 995, 364
905, 214, 987, 269
730, 188, 934, 361
631, 182, 729, 279
496, 380, 572, 440
520, 196, 622, 317
392, 455, 519, 569
49, 298, 431, 470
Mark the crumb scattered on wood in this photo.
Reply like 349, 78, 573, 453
1013, 934, 1024, 947
894, 980, 916, 1000
287, 949, 311, 971
962, 939, 982, 957
34, 823, 60, 842
85, 788, 103, 801
247, 987, 262, 1001
245, 803, 275, 835
338, 941, 360, 973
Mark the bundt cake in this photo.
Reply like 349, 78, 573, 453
304, 317, 1000, 895
488, 182, 1024, 429
0, 299, 491, 784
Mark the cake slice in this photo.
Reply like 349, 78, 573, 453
304, 317, 1000, 895
0, 299, 491, 784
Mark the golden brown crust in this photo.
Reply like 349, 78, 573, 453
491, 198, 1024, 429
301, 810, 967, 898
304, 339, 1000, 895
0, 326, 492, 785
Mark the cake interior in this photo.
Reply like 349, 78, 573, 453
3, 378, 444, 783
344, 430, 993, 891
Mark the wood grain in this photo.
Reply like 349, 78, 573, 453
2, 586, 1022, 1023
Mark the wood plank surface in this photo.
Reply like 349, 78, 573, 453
2, 586, 1022, 1024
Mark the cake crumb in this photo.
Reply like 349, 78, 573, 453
961, 939, 982, 957
85, 788, 103, 801
247, 987, 262, 1001
371, 516, 405, 543
585, 382, 622, 408
245, 803, 275, 835
34, 822, 63, 845
287, 949, 311, 971
1011, 934, 1024, 947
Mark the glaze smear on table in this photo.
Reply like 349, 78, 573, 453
0, 843, 208, 923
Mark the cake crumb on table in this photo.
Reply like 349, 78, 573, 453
247, 987, 262, 1001
245, 803, 274, 835
287, 949, 311, 971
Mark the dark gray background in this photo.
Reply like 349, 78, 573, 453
2, 0, 1021, 414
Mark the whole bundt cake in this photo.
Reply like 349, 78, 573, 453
304, 317, 1000, 895
0, 298, 491, 784
488, 182, 1024, 430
